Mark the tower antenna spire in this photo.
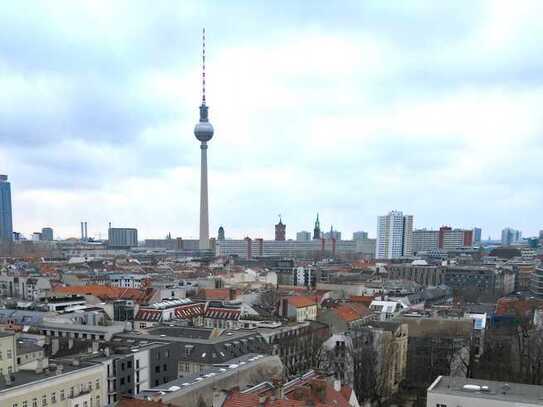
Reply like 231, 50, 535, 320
202, 27, 206, 105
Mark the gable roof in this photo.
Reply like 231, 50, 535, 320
287, 296, 317, 308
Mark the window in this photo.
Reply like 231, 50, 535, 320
163, 364, 167, 371
83, 402, 88, 407
7, 349, 12, 358
164, 350, 169, 358
51, 392, 56, 404
32, 399, 38, 407
70, 387, 74, 398
0, 350, 3, 359
88, 381, 92, 391
120, 377, 125, 385
12, 403, 18, 407
23, 402, 28, 407
95, 378, 100, 389
42, 395, 47, 406
121, 362, 125, 371
155, 366, 160, 373
436, 404, 447, 407
127, 361, 132, 369
136, 360, 140, 369
60, 390, 65, 401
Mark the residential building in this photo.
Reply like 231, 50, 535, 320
138, 354, 283, 407
413, 229, 439, 253
353, 231, 368, 241
222, 370, 357, 407
376, 211, 413, 259
257, 321, 330, 378
317, 303, 370, 334
0, 331, 16, 377
413, 227, 474, 253
387, 263, 515, 297
116, 327, 269, 378
530, 266, 543, 298
296, 230, 311, 241
279, 296, 318, 322
501, 227, 521, 246
0, 358, 107, 407
0, 175, 13, 241
108, 227, 138, 248
427, 376, 543, 407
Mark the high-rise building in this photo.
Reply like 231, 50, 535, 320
473, 227, 482, 244
296, 231, 311, 241
376, 211, 413, 259
0, 175, 13, 241
413, 227, 474, 253
438, 226, 473, 251
275, 217, 286, 241
313, 213, 321, 240
353, 231, 368, 241
217, 226, 225, 240
194, 28, 214, 251
108, 227, 138, 248
41, 227, 54, 241
501, 227, 521, 246
413, 229, 439, 253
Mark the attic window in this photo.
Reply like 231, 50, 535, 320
201, 353, 206, 358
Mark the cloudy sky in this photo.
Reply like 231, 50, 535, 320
1, 1, 542, 241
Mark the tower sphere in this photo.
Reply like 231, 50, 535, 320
194, 121, 214, 142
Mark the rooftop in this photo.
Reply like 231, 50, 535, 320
0, 360, 99, 392
428, 375, 543, 404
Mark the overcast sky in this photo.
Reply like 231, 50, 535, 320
1, 1, 542, 241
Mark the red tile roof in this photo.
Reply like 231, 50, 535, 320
200, 288, 235, 300
334, 305, 364, 322
54, 285, 154, 304
287, 296, 317, 308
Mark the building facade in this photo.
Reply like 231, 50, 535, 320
501, 227, 521, 246
41, 227, 54, 241
376, 211, 413, 259
0, 175, 13, 241
296, 231, 311, 241
108, 228, 138, 248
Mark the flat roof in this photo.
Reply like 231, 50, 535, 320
0, 360, 99, 392
428, 375, 543, 404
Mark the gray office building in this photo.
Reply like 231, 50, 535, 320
41, 227, 54, 241
0, 175, 13, 241
108, 227, 138, 248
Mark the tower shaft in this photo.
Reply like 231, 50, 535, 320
199, 143, 209, 250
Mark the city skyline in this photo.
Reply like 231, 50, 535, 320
1, 2, 543, 239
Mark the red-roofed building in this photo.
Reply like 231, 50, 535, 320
221, 372, 357, 407
198, 288, 238, 301
279, 296, 318, 322
318, 303, 371, 334
54, 284, 155, 304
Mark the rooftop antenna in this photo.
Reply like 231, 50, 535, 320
202, 27, 206, 106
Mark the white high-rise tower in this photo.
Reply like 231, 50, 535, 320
194, 28, 214, 250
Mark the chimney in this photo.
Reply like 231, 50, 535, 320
272, 376, 284, 400
81, 222, 84, 240
84, 222, 88, 239
56, 364, 63, 375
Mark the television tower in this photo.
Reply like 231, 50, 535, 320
194, 28, 214, 250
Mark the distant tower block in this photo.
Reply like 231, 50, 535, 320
218, 226, 225, 240
193, 28, 214, 251
275, 215, 286, 241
